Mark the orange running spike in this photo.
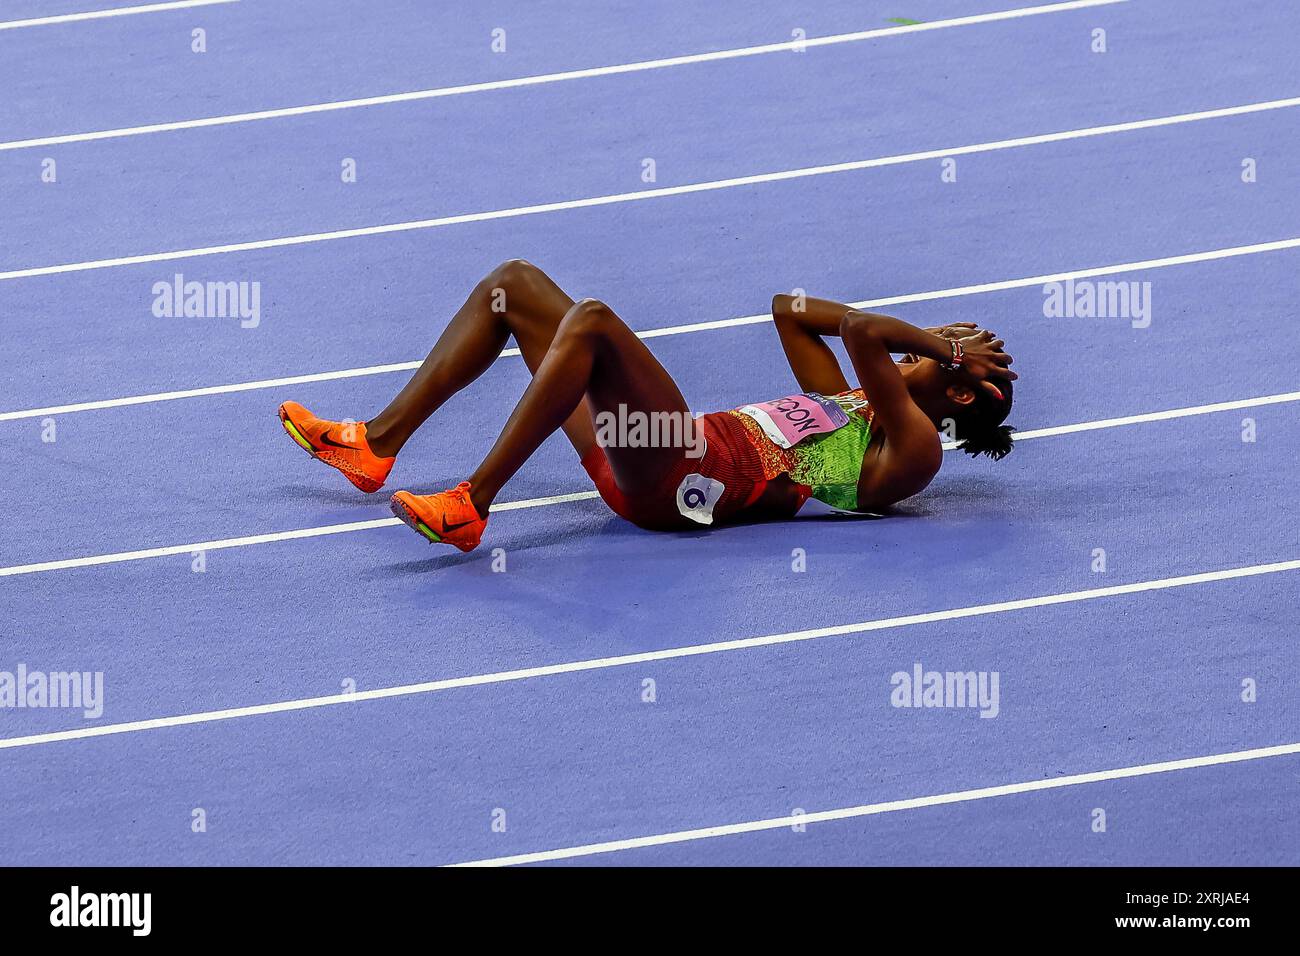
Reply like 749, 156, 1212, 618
389, 482, 488, 552
278, 401, 395, 493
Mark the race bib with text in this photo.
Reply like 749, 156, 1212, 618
737, 392, 850, 449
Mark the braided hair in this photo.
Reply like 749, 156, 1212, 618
953, 379, 1015, 461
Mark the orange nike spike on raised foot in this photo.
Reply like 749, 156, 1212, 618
278, 401, 395, 493
390, 482, 488, 552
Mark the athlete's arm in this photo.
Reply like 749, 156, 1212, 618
770, 294, 855, 394
771, 295, 980, 394
839, 311, 1015, 509
839, 311, 946, 508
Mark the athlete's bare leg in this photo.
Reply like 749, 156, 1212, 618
364, 259, 597, 460
465, 297, 695, 515
366, 260, 696, 516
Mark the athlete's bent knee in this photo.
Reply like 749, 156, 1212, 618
484, 258, 541, 294
560, 298, 617, 338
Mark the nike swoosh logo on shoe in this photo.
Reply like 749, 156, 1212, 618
317, 428, 355, 450
441, 515, 478, 534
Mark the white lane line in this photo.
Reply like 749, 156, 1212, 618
5, 95, 1296, 283
0, 489, 601, 578
4, 235, 1297, 422
1010, 391, 1300, 440
0, 360, 433, 422
0, 0, 236, 30
1, 387, 1297, 579
0, 1, 1127, 148
3, 556, 1298, 750
450, 741, 1300, 866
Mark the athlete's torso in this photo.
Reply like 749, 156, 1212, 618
702, 388, 874, 522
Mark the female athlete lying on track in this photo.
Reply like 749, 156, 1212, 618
277, 259, 1017, 551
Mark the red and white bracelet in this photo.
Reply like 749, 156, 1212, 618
940, 338, 965, 371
